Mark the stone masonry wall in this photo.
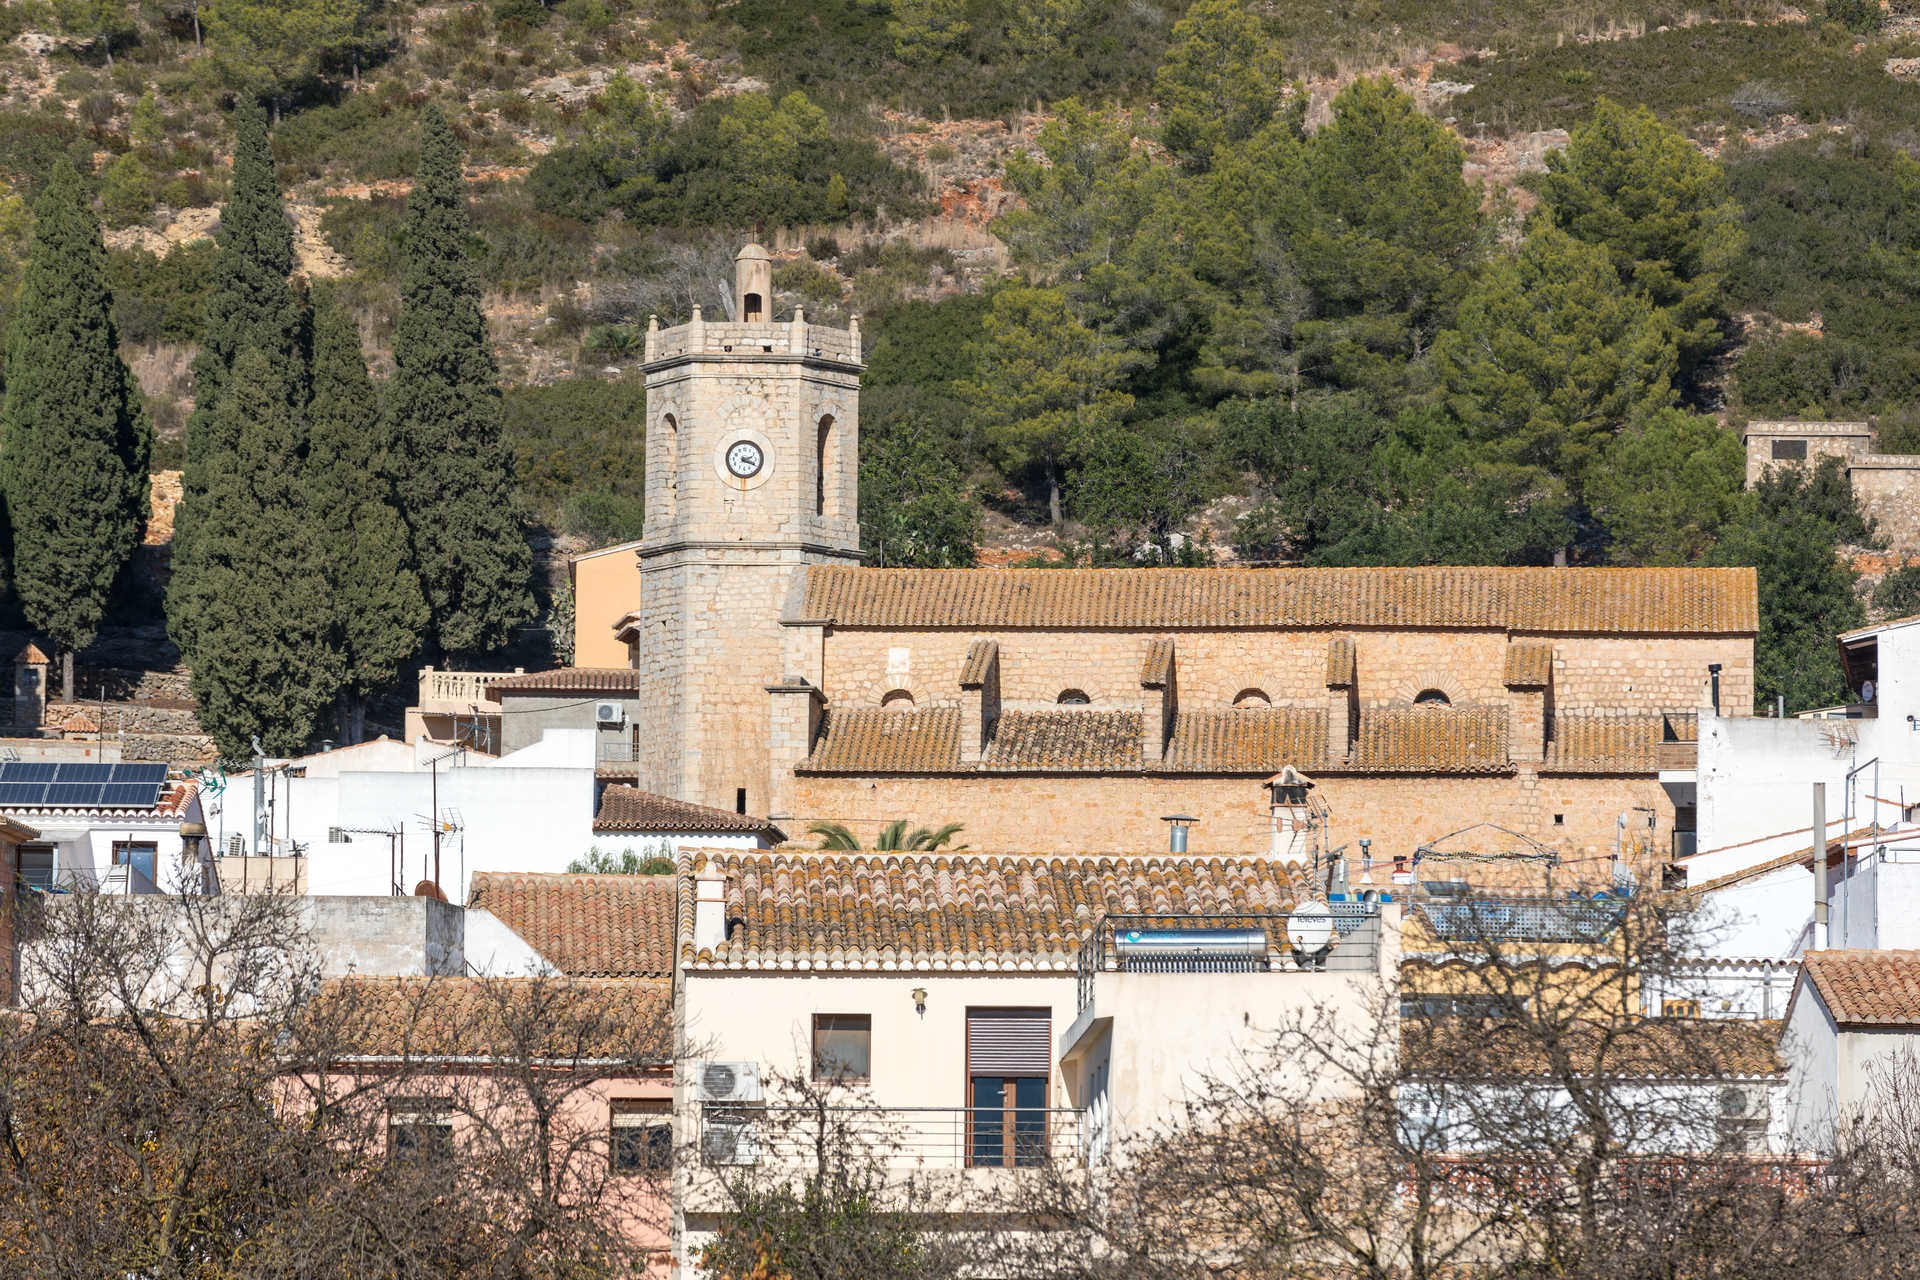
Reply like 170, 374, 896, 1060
1850, 460, 1920, 553
789, 769, 1677, 888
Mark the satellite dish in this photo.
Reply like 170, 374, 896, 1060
1863, 680, 1877, 703
1285, 901, 1334, 953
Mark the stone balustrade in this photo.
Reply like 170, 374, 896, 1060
643, 309, 862, 365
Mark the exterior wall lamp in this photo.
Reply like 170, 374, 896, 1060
911, 987, 927, 1017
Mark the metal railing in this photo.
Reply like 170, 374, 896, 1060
700, 1104, 1083, 1170
1075, 910, 1382, 1014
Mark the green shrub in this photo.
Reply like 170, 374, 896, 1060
502, 374, 649, 536
106, 243, 216, 346
98, 152, 156, 228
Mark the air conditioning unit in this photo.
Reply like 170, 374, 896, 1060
695, 1060, 762, 1103
701, 1114, 761, 1166
595, 702, 626, 727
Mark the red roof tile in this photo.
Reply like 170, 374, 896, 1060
1801, 950, 1920, 1027
316, 975, 671, 1060
468, 871, 676, 977
593, 784, 784, 840
483, 668, 639, 699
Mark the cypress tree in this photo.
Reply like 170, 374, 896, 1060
387, 106, 532, 659
308, 289, 426, 742
182, 346, 341, 760
0, 158, 152, 702
170, 97, 305, 667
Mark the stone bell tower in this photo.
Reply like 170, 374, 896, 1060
633, 243, 863, 813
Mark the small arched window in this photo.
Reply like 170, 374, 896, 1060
659, 413, 678, 519
743, 291, 764, 322
1413, 689, 1452, 707
816, 415, 835, 518
1057, 689, 1092, 706
880, 689, 915, 710
1233, 688, 1271, 709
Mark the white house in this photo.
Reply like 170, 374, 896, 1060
672, 848, 1396, 1274
0, 763, 208, 895
221, 731, 782, 903
1779, 949, 1920, 1155
1667, 615, 1920, 1012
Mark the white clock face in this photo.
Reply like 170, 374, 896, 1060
725, 440, 764, 479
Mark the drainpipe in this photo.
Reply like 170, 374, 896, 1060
1708, 663, 1722, 716
1812, 782, 1828, 951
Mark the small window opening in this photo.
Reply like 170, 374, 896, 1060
388, 1098, 454, 1165
1413, 689, 1451, 707
743, 292, 764, 322
611, 1099, 672, 1174
812, 1014, 872, 1081
735, 787, 747, 815
1553, 813, 1565, 826
1771, 438, 1808, 462
1057, 689, 1091, 706
1233, 688, 1271, 709
881, 689, 915, 710
816, 415, 836, 518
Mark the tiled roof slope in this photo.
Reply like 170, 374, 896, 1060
1140, 637, 1175, 687
1504, 642, 1553, 687
958, 639, 997, 686
317, 976, 671, 1060
981, 710, 1141, 771
677, 851, 1317, 969
1162, 708, 1328, 772
1325, 636, 1355, 687
1543, 713, 1662, 774
1801, 950, 1920, 1026
804, 706, 962, 772
1352, 706, 1510, 774
484, 667, 640, 698
468, 872, 675, 977
593, 783, 785, 840
801, 566, 1757, 633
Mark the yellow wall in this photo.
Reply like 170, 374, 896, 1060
571, 543, 641, 669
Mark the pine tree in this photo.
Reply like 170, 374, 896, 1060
181, 347, 341, 760
388, 106, 532, 659
308, 289, 425, 741
0, 159, 152, 702
170, 97, 305, 667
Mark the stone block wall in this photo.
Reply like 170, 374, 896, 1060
1850, 458, 1920, 552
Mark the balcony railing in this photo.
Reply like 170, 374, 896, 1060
699, 1104, 1084, 1171
414, 667, 516, 713
1076, 909, 1382, 1014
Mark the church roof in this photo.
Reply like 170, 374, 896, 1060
800, 566, 1757, 634
592, 783, 786, 841
676, 850, 1317, 969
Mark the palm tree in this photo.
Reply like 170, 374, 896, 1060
807, 821, 966, 851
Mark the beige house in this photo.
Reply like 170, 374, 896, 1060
587, 245, 1762, 883
671, 847, 1398, 1272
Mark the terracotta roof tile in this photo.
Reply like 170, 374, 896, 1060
1352, 706, 1510, 774
1140, 637, 1175, 688
1504, 641, 1553, 688
678, 851, 1317, 969
1402, 1018, 1783, 1079
804, 706, 962, 772
483, 667, 640, 699
958, 639, 997, 687
981, 710, 1141, 771
801, 566, 1758, 633
316, 975, 671, 1060
1664, 712, 1699, 743
1326, 637, 1355, 687
468, 871, 676, 977
1801, 950, 1920, 1026
1544, 713, 1662, 774
1162, 708, 1328, 773
592, 784, 784, 840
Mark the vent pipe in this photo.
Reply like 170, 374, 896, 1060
1708, 663, 1722, 715
1163, 814, 1197, 854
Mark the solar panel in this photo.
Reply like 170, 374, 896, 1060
54, 762, 113, 783
45, 783, 102, 806
0, 762, 56, 783
0, 782, 46, 805
101, 783, 161, 808
111, 763, 167, 786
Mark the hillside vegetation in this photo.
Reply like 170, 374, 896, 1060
0, 0, 1916, 736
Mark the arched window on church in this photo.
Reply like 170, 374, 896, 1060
1413, 689, 1452, 707
816, 415, 836, 518
659, 413, 678, 520
1057, 689, 1092, 706
743, 291, 764, 322
881, 689, 915, 710
1233, 688, 1271, 709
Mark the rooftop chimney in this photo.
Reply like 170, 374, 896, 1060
695, 860, 728, 952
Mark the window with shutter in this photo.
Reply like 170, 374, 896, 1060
966, 1008, 1051, 1168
